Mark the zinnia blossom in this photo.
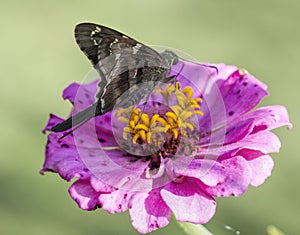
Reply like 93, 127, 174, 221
42, 60, 291, 233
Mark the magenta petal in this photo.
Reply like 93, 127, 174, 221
219, 69, 268, 120
175, 159, 226, 187
42, 114, 64, 133
60, 80, 99, 118
248, 105, 292, 133
206, 156, 252, 197
199, 68, 269, 134
63, 80, 98, 108
161, 178, 216, 224
63, 82, 80, 104
69, 180, 101, 210
200, 104, 291, 157
202, 130, 282, 158
248, 155, 274, 187
129, 189, 172, 233
42, 134, 90, 181
99, 190, 136, 214
200, 116, 255, 146
90, 176, 115, 193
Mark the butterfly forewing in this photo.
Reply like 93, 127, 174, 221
75, 23, 173, 112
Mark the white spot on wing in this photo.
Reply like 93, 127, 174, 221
109, 38, 119, 48
132, 43, 142, 54
91, 27, 102, 45
115, 54, 121, 60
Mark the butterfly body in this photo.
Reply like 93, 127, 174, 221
51, 23, 178, 133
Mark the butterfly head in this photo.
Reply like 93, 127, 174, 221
160, 50, 179, 66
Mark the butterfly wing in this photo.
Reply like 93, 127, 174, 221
74, 23, 171, 113
75, 24, 166, 81
52, 23, 175, 134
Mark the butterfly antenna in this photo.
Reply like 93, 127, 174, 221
201, 64, 219, 74
177, 55, 219, 74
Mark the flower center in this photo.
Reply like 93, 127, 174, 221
114, 82, 203, 164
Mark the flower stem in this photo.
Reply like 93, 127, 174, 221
177, 221, 213, 235
267, 225, 286, 235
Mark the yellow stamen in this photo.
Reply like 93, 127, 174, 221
152, 126, 167, 133
157, 117, 168, 126
176, 95, 186, 107
194, 110, 204, 115
172, 129, 179, 139
183, 86, 193, 99
141, 113, 149, 126
180, 110, 193, 121
171, 105, 182, 115
123, 131, 128, 140
129, 120, 136, 129
132, 133, 140, 144
164, 124, 171, 132
166, 112, 178, 122
132, 108, 141, 115
182, 122, 194, 131
133, 115, 139, 124
116, 81, 204, 144
139, 130, 146, 141
123, 126, 130, 133
194, 97, 203, 103
146, 132, 152, 143
191, 103, 200, 109
118, 116, 129, 123
135, 124, 149, 132
177, 117, 182, 128
150, 114, 160, 126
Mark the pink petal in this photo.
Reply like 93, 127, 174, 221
170, 61, 211, 97
174, 159, 226, 187
41, 133, 90, 181
201, 130, 282, 158
63, 80, 98, 110
129, 189, 172, 233
248, 105, 292, 133
90, 176, 115, 192
161, 178, 216, 224
248, 155, 274, 187
42, 114, 64, 133
69, 179, 101, 210
200, 116, 255, 146
206, 105, 291, 146
199, 68, 269, 134
220, 69, 268, 119
206, 156, 252, 197
62, 82, 80, 104
99, 190, 136, 214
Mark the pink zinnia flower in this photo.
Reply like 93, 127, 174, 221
42, 61, 291, 233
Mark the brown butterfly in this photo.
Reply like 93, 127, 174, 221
51, 23, 178, 134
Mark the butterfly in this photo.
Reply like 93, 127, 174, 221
51, 23, 179, 134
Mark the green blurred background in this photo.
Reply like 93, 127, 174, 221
0, 0, 298, 234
